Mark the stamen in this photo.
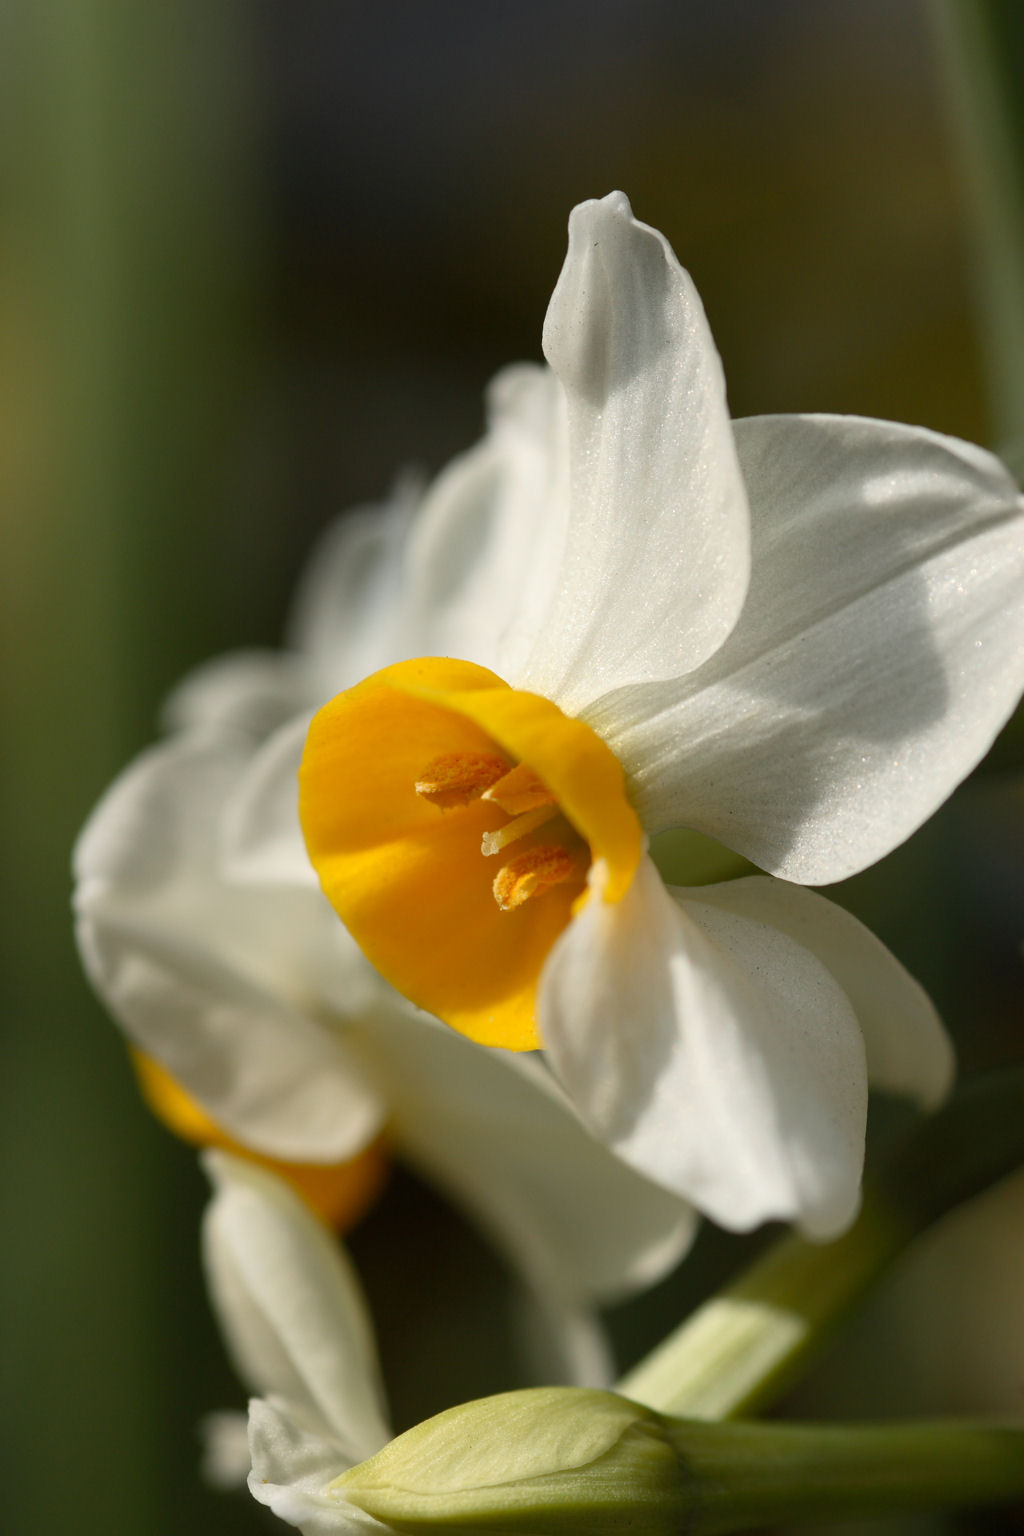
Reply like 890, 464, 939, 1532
414, 752, 509, 810
493, 844, 575, 910
482, 762, 556, 816
481, 803, 559, 856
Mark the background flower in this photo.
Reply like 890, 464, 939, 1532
201, 1151, 396, 1529
74, 487, 696, 1391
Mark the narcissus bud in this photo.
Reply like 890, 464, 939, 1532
333, 1387, 685, 1536
330, 1385, 1024, 1536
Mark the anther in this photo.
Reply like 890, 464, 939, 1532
482, 762, 556, 816
414, 752, 509, 810
492, 845, 576, 910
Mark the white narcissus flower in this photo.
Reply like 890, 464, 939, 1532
208, 1155, 669, 1536
298, 191, 1024, 1240
73, 486, 695, 1386
207, 1155, 685, 1536
201, 1151, 394, 1533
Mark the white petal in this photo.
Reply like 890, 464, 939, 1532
539, 857, 867, 1239
221, 714, 320, 888
593, 414, 1024, 882
350, 1003, 696, 1308
286, 479, 421, 691
403, 364, 568, 676
515, 192, 750, 710
249, 1397, 388, 1536
74, 733, 385, 1161
688, 877, 954, 1108
204, 1153, 392, 1457
161, 649, 311, 740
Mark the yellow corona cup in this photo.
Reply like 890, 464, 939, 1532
299, 657, 643, 1050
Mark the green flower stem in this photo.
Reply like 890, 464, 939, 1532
672, 1416, 1024, 1534
929, 3, 1024, 768
930, 0, 1024, 447
618, 1194, 904, 1420
619, 1066, 1024, 1418
2, 6, 264, 1532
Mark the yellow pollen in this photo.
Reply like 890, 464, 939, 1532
493, 844, 576, 910
414, 751, 509, 809
482, 762, 557, 815
481, 802, 560, 856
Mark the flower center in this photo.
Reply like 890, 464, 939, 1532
414, 753, 581, 910
300, 657, 643, 1050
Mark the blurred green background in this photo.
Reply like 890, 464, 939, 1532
2, 3, 1023, 1533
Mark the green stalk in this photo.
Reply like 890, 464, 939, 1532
618, 1195, 903, 1420
930, 0, 1024, 447
929, 3, 1024, 767
673, 1416, 1024, 1533
1, 5, 263, 1534
619, 1067, 1024, 1418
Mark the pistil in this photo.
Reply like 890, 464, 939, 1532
481, 803, 560, 856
